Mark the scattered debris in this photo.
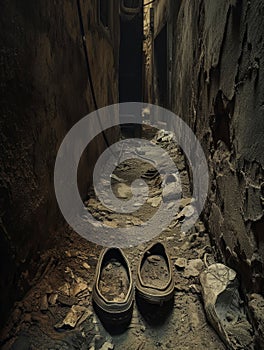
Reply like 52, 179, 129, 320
116, 183, 132, 199
181, 205, 195, 218
70, 277, 88, 297
40, 294, 48, 311
48, 293, 58, 305
99, 341, 114, 350
58, 282, 71, 296
162, 183, 181, 202
175, 258, 187, 270
54, 305, 92, 329
183, 259, 204, 278
248, 293, 264, 348
0, 126, 228, 350
147, 196, 161, 208
179, 197, 192, 209
110, 174, 126, 183
83, 262, 91, 270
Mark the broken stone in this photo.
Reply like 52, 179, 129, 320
181, 205, 195, 218
58, 282, 71, 296
116, 183, 131, 199
78, 307, 93, 326
103, 220, 119, 228
40, 294, 48, 311
175, 258, 187, 270
200, 263, 253, 349
65, 267, 75, 279
48, 293, 58, 305
54, 305, 92, 329
179, 197, 192, 209
162, 182, 181, 202
175, 205, 195, 221
57, 294, 78, 306
131, 217, 144, 226
71, 277, 88, 297
147, 196, 161, 208
183, 259, 204, 278
189, 284, 201, 294
82, 262, 91, 270
166, 201, 175, 209
169, 220, 179, 229
147, 255, 161, 263
99, 341, 114, 350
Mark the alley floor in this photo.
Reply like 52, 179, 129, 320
0, 125, 228, 350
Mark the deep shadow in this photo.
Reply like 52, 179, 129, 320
135, 294, 174, 327
119, 3, 143, 138
92, 301, 134, 335
154, 24, 168, 108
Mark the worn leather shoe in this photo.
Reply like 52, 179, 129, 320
92, 247, 134, 333
136, 242, 174, 305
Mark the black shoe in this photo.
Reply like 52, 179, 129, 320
92, 248, 134, 334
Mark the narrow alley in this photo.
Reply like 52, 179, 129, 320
0, 1, 264, 350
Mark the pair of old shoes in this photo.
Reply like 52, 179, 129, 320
92, 242, 174, 333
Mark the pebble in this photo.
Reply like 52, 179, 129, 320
40, 294, 48, 311
48, 293, 58, 305
183, 259, 204, 278
140, 325, 146, 332
99, 341, 114, 350
83, 262, 91, 270
175, 258, 187, 270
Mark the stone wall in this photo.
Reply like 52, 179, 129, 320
170, 0, 264, 293
145, 0, 264, 343
0, 0, 120, 327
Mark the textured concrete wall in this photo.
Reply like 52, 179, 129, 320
170, 0, 264, 294
0, 0, 119, 327
145, 0, 264, 343
168, 2, 264, 343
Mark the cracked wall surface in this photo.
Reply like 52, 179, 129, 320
0, 0, 120, 327
170, 0, 264, 291
145, 0, 263, 345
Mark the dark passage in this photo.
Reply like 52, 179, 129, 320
154, 23, 168, 108
0, 1, 264, 349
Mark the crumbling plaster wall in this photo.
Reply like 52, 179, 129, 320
170, 0, 264, 295
0, 0, 120, 327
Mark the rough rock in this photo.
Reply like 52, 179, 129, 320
175, 258, 187, 270
54, 305, 92, 329
183, 259, 204, 278
248, 293, 264, 348
99, 341, 114, 350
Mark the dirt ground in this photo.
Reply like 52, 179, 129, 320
0, 125, 227, 350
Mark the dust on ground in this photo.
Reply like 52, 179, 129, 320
0, 125, 226, 350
